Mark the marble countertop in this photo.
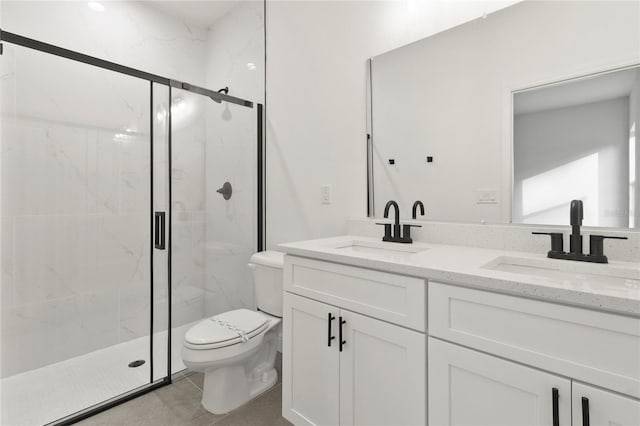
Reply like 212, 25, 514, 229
278, 235, 640, 317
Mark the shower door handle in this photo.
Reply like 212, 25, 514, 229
154, 211, 166, 250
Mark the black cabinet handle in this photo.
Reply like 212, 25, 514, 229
339, 316, 346, 352
327, 313, 335, 347
581, 397, 590, 426
154, 212, 166, 250
552, 388, 559, 426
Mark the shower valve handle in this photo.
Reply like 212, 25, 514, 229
216, 182, 232, 200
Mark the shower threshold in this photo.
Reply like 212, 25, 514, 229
1, 322, 195, 426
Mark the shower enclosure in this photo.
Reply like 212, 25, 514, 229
0, 31, 264, 426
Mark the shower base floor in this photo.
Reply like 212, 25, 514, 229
1, 322, 196, 426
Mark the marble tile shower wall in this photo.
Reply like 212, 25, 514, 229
202, 1, 264, 317
170, 92, 207, 329
0, 1, 209, 377
203, 104, 258, 316
0, 117, 152, 378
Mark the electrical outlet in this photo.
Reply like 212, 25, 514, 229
321, 184, 331, 204
476, 189, 498, 204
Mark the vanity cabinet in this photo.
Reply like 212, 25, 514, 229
280, 249, 640, 426
429, 338, 640, 426
282, 257, 427, 426
429, 337, 571, 426
572, 382, 640, 426
429, 282, 640, 426
282, 294, 340, 426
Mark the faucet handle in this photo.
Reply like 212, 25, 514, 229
532, 232, 564, 255
402, 223, 421, 243
375, 222, 392, 239
588, 235, 627, 262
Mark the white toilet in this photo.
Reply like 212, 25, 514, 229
182, 251, 285, 414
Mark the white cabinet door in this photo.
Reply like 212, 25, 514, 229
429, 338, 571, 426
572, 382, 640, 426
283, 293, 340, 426
339, 309, 426, 426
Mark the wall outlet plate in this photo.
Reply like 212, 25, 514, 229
476, 189, 498, 204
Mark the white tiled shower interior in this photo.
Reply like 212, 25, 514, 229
0, 0, 265, 423
1, 44, 155, 377
2, 322, 194, 426
202, 0, 265, 319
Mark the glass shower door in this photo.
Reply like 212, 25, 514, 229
0, 42, 165, 425
169, 87, 261, 372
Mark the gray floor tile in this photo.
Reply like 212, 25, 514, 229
78, 353, 288, 426
78, 377, 224, 426
210, 385, 291, 426
274, 352, 282, 385
186, 372, 204, 391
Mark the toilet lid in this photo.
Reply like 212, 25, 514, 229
185, 309, 269, 349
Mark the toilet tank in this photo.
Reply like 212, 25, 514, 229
249, 251, 285, 317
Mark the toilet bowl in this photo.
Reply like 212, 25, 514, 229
181, 251, 285, 414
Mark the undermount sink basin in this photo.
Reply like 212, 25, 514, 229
332, 239, 429, 259
483, 255, 640, 288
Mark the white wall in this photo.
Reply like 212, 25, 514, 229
265, 0, 520, 247
369, 0, 640, 224
513, 97, 630, 227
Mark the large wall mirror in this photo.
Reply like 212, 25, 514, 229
368, 0, 640, 229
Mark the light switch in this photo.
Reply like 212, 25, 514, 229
321, 184, 331, 204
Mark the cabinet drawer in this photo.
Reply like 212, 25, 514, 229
284, 256, 426, 331
429, 282, 640, 398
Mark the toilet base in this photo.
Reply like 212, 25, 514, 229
201, 364, 278, 414
192, 317, 281, 415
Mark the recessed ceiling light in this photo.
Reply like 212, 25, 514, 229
88, 2, 105, 12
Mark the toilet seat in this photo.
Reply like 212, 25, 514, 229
184, 309, 270, 350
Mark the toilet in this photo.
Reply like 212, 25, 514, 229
181, 251, 285, 414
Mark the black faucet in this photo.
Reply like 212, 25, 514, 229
384, 200, 401, 241
569, 199, 583, 255
532, 199, 627, 264
376, 200, 421, 243
412, 201, 425, 219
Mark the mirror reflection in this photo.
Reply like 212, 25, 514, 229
513, 67, 639, 228
368, 0, 640, 228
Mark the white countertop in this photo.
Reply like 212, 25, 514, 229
278, 235, 640, 317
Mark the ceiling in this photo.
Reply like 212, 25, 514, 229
145, 1, 242, 29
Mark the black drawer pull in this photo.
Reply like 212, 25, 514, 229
339, 316, 346, 352
327, 313, 335, 347
552, 387, 559, 426
581, 397, 590, 426
154, 212, 166, 250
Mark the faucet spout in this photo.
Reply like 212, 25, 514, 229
569, 199, 583, 254
384, 200, 400, 226
570, 199, 583, 230
412, 201, 425, 219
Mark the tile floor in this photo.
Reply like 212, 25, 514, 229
78, 355, 290, 426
